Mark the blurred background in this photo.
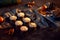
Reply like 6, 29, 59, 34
0, 0, 60, 8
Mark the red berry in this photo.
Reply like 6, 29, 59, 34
0, 16, 4, 23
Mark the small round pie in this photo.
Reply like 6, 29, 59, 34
23, 17, 31, 23
15, 20, 23, 26
10, 16, 17, 20
17, 12, 25, 17
20, 26, 28, 32
29, 22, 37, 28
